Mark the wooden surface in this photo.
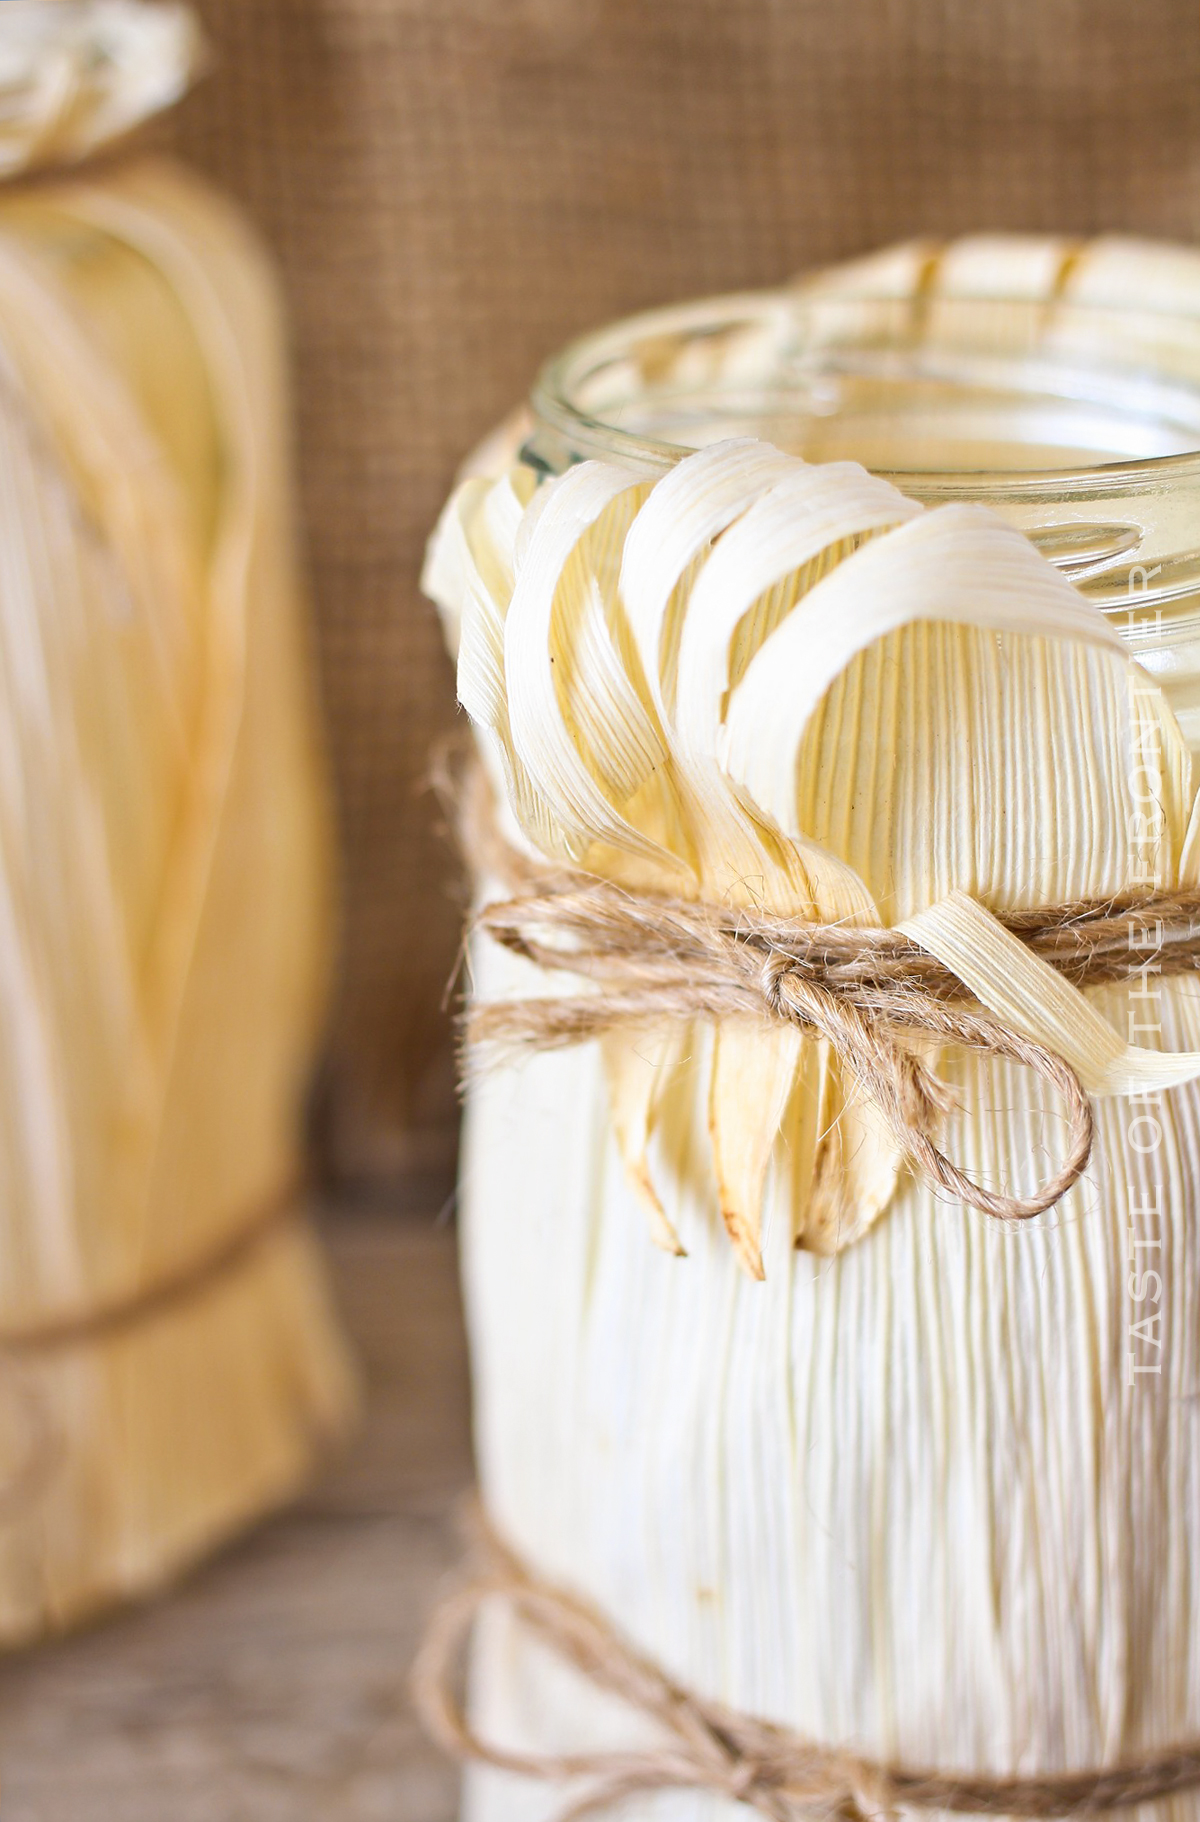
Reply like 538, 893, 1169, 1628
0, 1206, 472, 1822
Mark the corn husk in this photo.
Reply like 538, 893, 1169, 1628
425, 235, 1200, 1819
0, 4, 354, 1644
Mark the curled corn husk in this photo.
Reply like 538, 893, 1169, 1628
427, 431, 1200, 1268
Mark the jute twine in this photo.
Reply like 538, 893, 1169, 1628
454, 758, 1200, 1225
0, 1179, 305, 1521
412, 1506, 1200, 1822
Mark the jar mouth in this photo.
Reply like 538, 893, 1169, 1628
527, 288, 1200, 500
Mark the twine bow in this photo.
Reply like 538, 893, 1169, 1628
467, 856, 1200, 1225
412, 1507, 1200, 1822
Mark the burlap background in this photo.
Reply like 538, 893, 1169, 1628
173, 0, 1200, 1188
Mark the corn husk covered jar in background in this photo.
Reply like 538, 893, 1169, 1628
424, 237, 1200, 1819
0, 0, 354, 1642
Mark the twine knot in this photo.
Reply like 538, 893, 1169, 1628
467, 869, 1123, 1225
447, 752, 1200, 1232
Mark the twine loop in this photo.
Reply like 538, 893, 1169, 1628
754, 951, 1096, 1221
412, 1508, 1200, 1821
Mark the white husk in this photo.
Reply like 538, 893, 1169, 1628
0, 5, 353, 1643
425, 236, 1200, 1819
0, 1, 201, 176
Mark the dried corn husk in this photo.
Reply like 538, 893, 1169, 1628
0, 0, 200, 175
426, 236, 1200, 1819
0, 3, 353, 1644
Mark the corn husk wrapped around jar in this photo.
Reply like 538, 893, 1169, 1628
0, 1, 354, 1643
425, 237, 1200, 1820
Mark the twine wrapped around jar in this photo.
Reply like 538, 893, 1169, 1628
0, 1, 354, 1643
423, 235, 1200, 1822
413, 1504, 1200, 1822
454, 756, 1200, 1239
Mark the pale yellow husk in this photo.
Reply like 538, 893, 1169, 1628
0, 4, 354, 1644
426, 237, 1200, 1819
428, 436, 1200, 1270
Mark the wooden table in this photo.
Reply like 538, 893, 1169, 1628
0, 1207, 472, 1822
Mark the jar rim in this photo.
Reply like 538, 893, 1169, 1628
528, 286, 1200, 499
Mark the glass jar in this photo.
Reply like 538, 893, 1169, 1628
522, 284, 1200, 748
441, 265, 1200, 1822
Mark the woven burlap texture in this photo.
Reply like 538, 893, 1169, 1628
174, 0, 1200, 1180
